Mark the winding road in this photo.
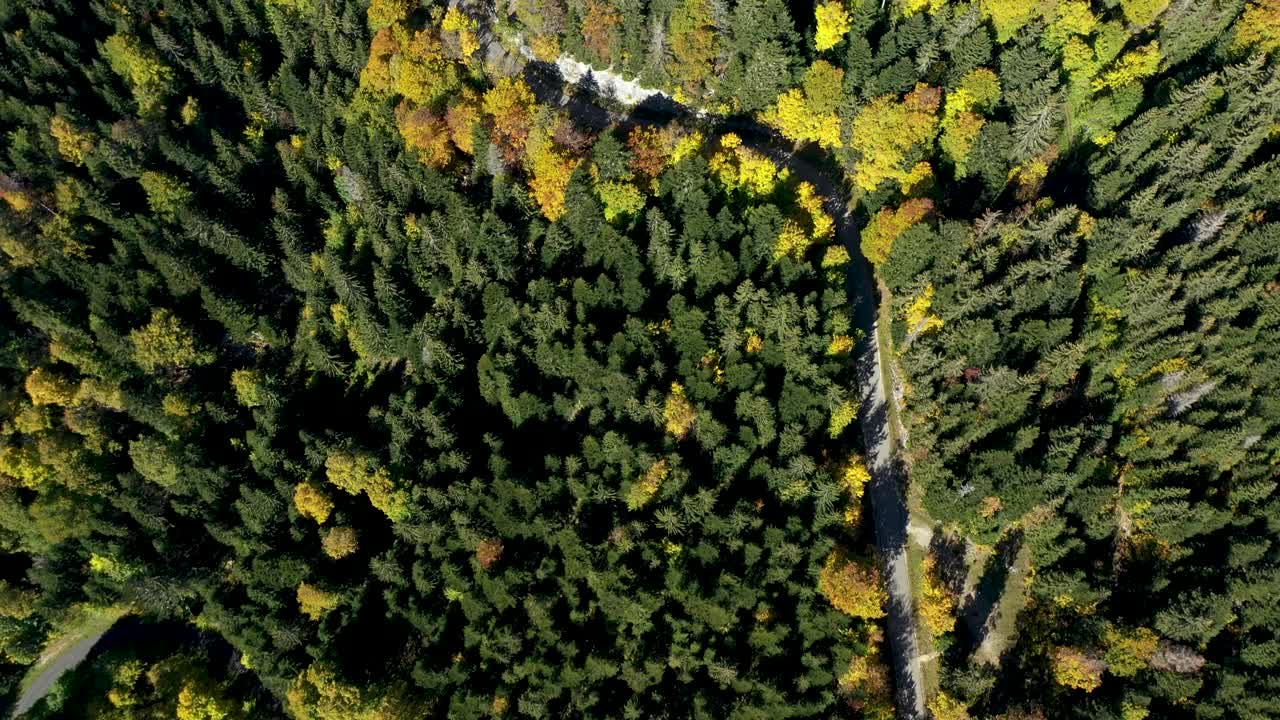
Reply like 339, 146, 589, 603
502, 38, 928, 720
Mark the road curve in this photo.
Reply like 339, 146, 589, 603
8, 624, 114, 718
491, 31, 928, 719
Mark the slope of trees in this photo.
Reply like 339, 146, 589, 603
0, 0, 1278, 718
0, 1, 888, 717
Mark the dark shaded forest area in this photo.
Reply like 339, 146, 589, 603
0, 0, 1277, 719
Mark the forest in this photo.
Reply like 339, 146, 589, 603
0, 0, 1277, 719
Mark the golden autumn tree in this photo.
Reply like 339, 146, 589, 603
710, 133, 782, 195
322, 527, 359, 559
395, 29, 461, 107
1104, 626, 1160, 677
851, 85, 941, 192
295, 482, 335, 524
797, 181, 834, 239
360, 24, 460, 110
396, 105, 454, 168
980, 0, 1040, 43
287, 663, 424, 720
663, 383, 698, 439
819, 547, 887, 619
929, 693, 973, 720
668, 0, 719, 98
940, 68, 1001, 176
839, 455, 871, 527
441, 7, 480, 59
230, 369, 266, 407
903, 0, 947, 15
773, 220, 811, 263
814, 1, 851, 51
596, 181, 646, 221
1120, 0, 1169, 26
524, 120, 580, 221
762, 60, 845, 149
483, 77, 536, 163
102, 34, 175, 116
367, 0, 408, 29
297, 582, 340, 621
325, 451, 408, 521
919, 555, 956, 637
1235, 0, 1280, 53
1052, 647, 1106, 691
49, 117, 95, 166
829, 399, 858, 438
581, 0, 622, 64
139, 171, 192, 220
444, 90, 482, 155
25, 368, 78, 406
129, 309, 213, 371
627, 458, 670, 509
905, 283, 944, 339
861, 198, 933, 266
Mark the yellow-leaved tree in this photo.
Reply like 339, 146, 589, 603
627, 458, 670, 509
49, 117, 96, 166
919, 555, 956, 637
129, 309, 213, 372
980, 0, 1040, 43
325, 451, 409, 521
396, 106, 454, 168
1053, 646, 1106, 691
102, 34, 175, 116
25, 368, 77, 406
851, 85, 941, 192
928, 692, 972, 720
861, 198, 933, 267
839, 455, 870, 527
444, 90, 482, 155
663, 383, 698, 439
762, 60, 845, 149
287, 662, 425, 720
1104, 626, 1160, 677
940, 68, 1001, 176
818, 547, 887, 618
709, 133, 782, 195
813, 1, 851, 51
296, 582, 340, 621
367, 0, 409, 29
1120, 0, 1169, 26
525, 120, 580, 221
441, 7, 480, 58
1235, 0, 1280, 54
483, 77, 537, 163
295, 482, 335, 524
905, 283, 945, 340
668, 0, 720, 98
322, 527, 359, 559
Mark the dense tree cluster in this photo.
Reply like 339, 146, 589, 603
0, 1, 884, 717
817, 1, 1280, 718
23, 618, 281, 719
1, 0, 1279, 718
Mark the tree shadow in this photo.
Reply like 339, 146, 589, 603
956, 529, 1023, 656
929, 530, 970, 596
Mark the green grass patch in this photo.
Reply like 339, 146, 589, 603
974, 545, 1031, 666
